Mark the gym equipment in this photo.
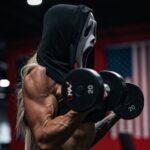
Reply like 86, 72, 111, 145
61, 69, 127, 112
100, 70, 127, 110
58, 68, 104, 118
114, 83, 144, 119
92, 83, 144, 146
59, 69, 127, 123
84, 70, 128, 122
119, 133, 136, 150
58, 69, 144, 124
62, 68, 104, 112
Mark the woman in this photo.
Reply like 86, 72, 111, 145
16, 4, 96, 150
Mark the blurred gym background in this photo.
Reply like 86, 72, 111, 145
0, 0, 150, 150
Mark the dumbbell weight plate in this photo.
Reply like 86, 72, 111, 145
114, 83, 144, 119
62, 68, 104, 112
100, 71, 127, 110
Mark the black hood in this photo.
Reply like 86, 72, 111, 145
37, 4, 93, 83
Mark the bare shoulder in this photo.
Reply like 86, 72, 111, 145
22, 66, 59, 129
23, 66, 55, 99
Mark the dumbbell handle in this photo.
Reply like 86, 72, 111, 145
104, 83, 111, 94
92, 112, 120, 146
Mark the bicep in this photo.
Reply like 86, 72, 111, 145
22, 66, 58, 129
23, 92, 58, 131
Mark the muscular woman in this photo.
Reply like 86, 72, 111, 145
23, 63, 95, 150
17, 4, 97, 150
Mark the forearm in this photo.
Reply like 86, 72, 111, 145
61, 122, 95, 150
92, 112, 119, 146
34, 110, 87, 150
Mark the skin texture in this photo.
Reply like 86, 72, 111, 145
23, 66, 96, 150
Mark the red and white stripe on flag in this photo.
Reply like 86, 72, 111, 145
110, 41, 150, 139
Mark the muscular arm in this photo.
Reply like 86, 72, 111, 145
92, 112, 119, 146
23, 66, 91, 150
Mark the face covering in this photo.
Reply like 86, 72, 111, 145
37, 4, 97, 83
76, 12, 97, 68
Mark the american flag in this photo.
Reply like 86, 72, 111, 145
104, 41, 150, 139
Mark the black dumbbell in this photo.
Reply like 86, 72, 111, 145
99, 70, 127, 110
92, 83, 144, 146
58, 69, 127, 119
84, 70, 128, 122
61, 68, 104, 112
114, 83, 144, 119
58, 68, 104, 117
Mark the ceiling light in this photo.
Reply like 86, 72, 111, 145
27, 0, 42, 6
0, 79, 10, 87
0, 122, 11, 144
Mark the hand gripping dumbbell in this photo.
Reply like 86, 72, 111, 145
58, 68, 105, 121
58, 68, 130, 122
92, 83, 144, 146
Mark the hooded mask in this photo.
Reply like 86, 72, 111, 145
37, 4, 97, 83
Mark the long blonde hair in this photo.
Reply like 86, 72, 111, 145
16, 53, 39, 150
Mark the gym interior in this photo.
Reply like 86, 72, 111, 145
0, 0, 150, 150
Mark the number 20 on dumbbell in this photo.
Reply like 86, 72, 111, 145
62, 68, 104, 112
60, 68, 144, 120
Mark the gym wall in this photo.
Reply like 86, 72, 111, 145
6, 25, 150, 150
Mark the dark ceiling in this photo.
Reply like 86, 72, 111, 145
0, 0, 150, 41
